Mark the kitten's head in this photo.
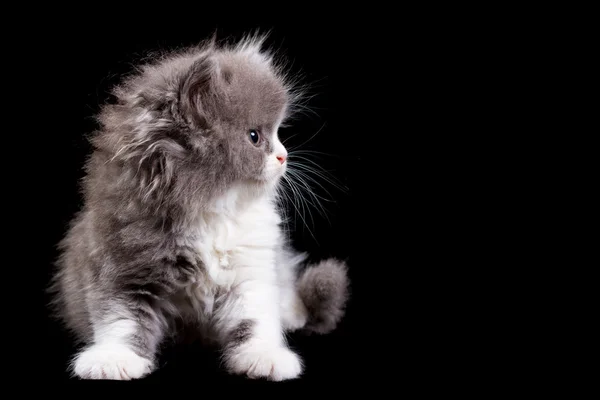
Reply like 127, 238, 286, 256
94, 35, 299, 207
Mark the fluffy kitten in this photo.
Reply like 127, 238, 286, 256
49, 35, 349, 381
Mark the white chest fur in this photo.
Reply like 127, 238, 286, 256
181, 189, 282, 316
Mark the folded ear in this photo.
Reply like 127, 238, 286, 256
178, 54, 220, 130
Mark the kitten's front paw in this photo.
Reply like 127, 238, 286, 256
226, 344, 303, 381
72, 343, 153, 380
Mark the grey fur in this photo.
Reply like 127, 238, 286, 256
48, 34, 349, 379
298, 259, 350, 334
227, 319, 255, 349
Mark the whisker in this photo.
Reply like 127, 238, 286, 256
285, 123, 327, 153
281, 132, 301, 146
288, 160, 348, 193
285, 169, 331, 226
275, 121, 352, 243
287, 173, 315, 229
288, 149, 344, 159
286, 168, 335, 203
281, 175, 319, 243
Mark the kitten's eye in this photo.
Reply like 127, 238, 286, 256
249, 129, 260, 145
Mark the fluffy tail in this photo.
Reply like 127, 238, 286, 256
297, 258, 350, 334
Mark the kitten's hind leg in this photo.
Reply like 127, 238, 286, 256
71, 299, 165, 380
280, 288, 309, 332
276, 249, 309, 332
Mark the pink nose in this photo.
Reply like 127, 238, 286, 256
276, 155, 287, 165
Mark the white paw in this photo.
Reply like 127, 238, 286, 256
227, 344, 303, 381
72, 343, 153, 380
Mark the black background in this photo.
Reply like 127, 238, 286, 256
31, 16, 494, 390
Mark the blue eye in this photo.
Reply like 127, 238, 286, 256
249, 129, 260, 145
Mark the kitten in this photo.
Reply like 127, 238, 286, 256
49, 35, 349, 381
